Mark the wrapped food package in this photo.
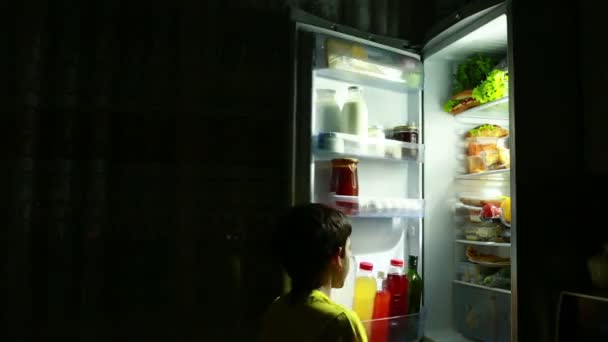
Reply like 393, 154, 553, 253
464, 222, 508, 242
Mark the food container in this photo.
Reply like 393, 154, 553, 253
367, 125, 385, 157
392, 123, 419, 158
318, 132, 345, 153
330, 158, 359, 210
393, 123, 419, 144
459, 262, 482, 284
459, 194, 505, 208
464, 222, 507, 243
468, 207, 482, 223
466, 137, 501, 156
465, 137, 509, 173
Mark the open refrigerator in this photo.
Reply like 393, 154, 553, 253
290, 3, 514, 341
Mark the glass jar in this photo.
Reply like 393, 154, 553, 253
315, 89, 343, 133
392, 123, 419, 143
330, 158, 359, 196
392, 123, 419, 159
330, 158, 359, 212
341, 86, 369, 137
368, 125, 385, 157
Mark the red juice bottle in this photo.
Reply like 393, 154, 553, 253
387, 259, 409, 316
371, 271, 390, 342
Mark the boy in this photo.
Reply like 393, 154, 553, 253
260, 203, 367, 342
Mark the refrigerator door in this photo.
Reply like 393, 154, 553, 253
421, 2, 513, 342
291, 12, 426, 340
290, 17, 425, 207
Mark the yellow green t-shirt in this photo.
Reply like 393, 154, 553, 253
259, 289, 368, 342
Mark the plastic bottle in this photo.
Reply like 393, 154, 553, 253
407, 255, 422, 314
371, 271, 391, 342
341, 86, 369, 137
387, 258, 409, 316
353, 262, 376, 321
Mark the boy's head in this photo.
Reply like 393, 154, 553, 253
273, 203, 352, 291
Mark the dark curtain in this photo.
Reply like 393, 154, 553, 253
5, 1, 287, 341
7, 0, 178, 341
3, 1, 441, 341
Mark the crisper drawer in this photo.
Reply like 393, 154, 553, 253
362, 310, 425, 342
453, 283, 510, 342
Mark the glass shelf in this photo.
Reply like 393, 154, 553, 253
455, 239, 510, 247
314, 132, 424, 163
327, 195, 424, 218
314, 67, 421, 94
455, 169, 510, 181
455, 97, 509, 120
453, 280, 511, 295
361, 310, 425, 341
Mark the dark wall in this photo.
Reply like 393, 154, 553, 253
5, 1, 288, 341
2, 1, 478, 342
511, 0, 608, 341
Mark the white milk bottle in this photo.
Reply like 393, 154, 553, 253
341, 86, 369, 137
315, 89, 342, 133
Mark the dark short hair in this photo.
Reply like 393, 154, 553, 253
273, 203, 352, 291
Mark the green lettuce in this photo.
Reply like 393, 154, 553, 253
472, 69, 508, 104
443, 99, 460, 113
453, 54, 496, 93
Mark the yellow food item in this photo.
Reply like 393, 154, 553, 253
501, 197, 511, 223
481, 149, 500, 166
467, 156, 486, 174
498, 147, 510, 167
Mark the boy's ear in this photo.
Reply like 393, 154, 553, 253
338, 246, 345, 259
330, 247, 344, 266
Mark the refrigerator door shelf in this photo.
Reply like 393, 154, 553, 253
455, 239, 511, 248
315, 132, 424, 163
315, 67, 421, 94
453, 280, 511, 295
454, 97, 509, 121
361, 309, 426, 342
453, 280, 511, 342
328, 194, 424, 218
455, 168, 510, 181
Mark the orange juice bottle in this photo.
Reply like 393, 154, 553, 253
353, 262, 376, 322
371, 271, 391, 342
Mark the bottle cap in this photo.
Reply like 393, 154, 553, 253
359, 262, 373, 271
390, 259, 404, 267
408, 255, 418, 268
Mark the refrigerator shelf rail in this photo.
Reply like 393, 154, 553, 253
360, 309, 426, 341
328, 195, 424, 218
455, 168, 510, 181
314, 132, 424, 163
453, 280, 511, 295
455, 239, 510, 247
454, 97, 509, 121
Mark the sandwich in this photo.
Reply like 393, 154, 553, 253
465, 124, 509, 138
443, 54, 509, 115
445, 90, 480, 115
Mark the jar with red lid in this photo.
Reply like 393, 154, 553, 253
330, 158, 359, 212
